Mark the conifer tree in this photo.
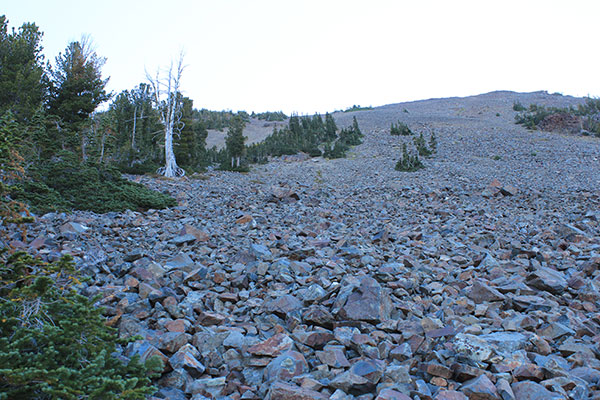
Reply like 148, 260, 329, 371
48, 37, 110, 153
224, 115, 246, 169
0, 16, 47, 121
352, 116, 362, 137
325, 112, 338, 141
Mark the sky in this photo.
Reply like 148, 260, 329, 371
4, 1, 600, 114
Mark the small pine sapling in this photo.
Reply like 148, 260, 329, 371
390, 121, 412, 136
413, 133, 433, 157
395, 143, 424, 172
428, 131, 437, 153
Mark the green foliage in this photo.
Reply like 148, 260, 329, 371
196, 109, 249, 131
0, 251, 162, 399
514, 104, 553, 130
428, 131, 437, 153
0, 112, 33, 227
514, 99, 600, 136
12, 152, 176, 214
175, 97, 209, 171
222, 116, 247, 171
245, 113, 363, 163
343, 105, 372, 113
253, 111, 287, 121
390, 121, 412, 136
413, 132, 433, 157
324, 112, 338, 141
323, 140, 349, 159
512, 101, 526, 112
395, 143, 424, 172
0, 16, 47, 122
105, 84, 162, 169
48, 38, 110, 151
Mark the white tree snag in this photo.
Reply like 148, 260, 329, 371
147, 54, 185, 177
131, 105, 137, 151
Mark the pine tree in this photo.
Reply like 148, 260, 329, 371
0, 16, 47, 122
175, 97, 208, 171
413, 132, 432, 157
352, 116, 362, 137
390, 121, 412, 136
395, 143, 424, 172
48, 37, 110, 148
428, 131, 437, 153
324, 112, 337, 141
224, 115, 246, 170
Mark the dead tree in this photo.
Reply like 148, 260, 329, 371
147, 54, 185, 177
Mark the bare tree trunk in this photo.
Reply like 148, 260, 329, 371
147, 53, 185, 178
132, 106, 137, 151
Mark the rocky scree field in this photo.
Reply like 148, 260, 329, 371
22, 91, 600, 400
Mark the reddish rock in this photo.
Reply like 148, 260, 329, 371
165, 319, 186, 333
434, 390, 469, 400
335, 276, 393, 323
168, 344, 205, 378
197, 311, 228, 326
468, 279, 506, 303
235, 214, 253, 224
513, 363, 544, 381
426, 362, 454, 379
247, 333, 294, 357
268, 381, 328, 400
316, 347, 350, 368
181, 224, 209, 241
158, 332, 191, 353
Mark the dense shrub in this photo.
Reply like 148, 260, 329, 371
245, 114, 363, 164
117, 160, 161, 175
12, 152, 176, 214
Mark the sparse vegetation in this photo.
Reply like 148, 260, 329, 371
413, 132, 433, 157
252, 111, 287, 121
395, 143, 424, 172
390, 121, 412, 136
428, 131, 437, 153
512, 101, 526, 112
343, 105, 373, 113
514, 98, 600, 136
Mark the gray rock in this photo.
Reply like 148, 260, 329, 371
511, 381, 564, 400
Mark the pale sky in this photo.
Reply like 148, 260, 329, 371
4, 1, 600, 114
